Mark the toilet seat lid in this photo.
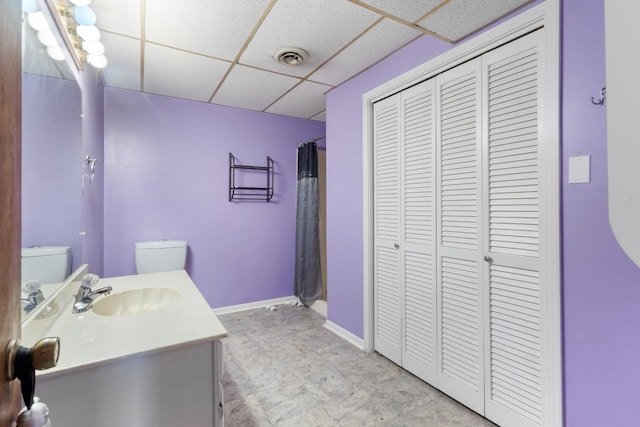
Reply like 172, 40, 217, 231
135, 240, 187, 250
22, 246, 71, 258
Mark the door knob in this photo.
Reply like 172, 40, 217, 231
5, 337, 60, 409
483, 255, 493, 263
394, 243, 400, 249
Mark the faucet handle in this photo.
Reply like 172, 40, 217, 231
80, 273, 100, 288
22, 280, 41, 293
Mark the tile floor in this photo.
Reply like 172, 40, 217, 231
219, 305, 497, 426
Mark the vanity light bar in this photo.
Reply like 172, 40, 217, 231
28, 0, 108, 70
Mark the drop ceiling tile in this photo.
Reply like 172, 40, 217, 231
144, 43, 230, 102
68, 0, 534, 120
212, 65, 300, 112
241, 0, 380, 78
145, 0, 271, 60
309, 19, 421, 86
100, 33, 141, 91
266, 80, 331, 120
92, 0, 141, 38
357, 0, 444, 22
417, 0, 531, 42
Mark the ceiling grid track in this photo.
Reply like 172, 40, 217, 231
36, 0, 536, 121
207, 0, 278, 103
261, 14, 389, 114
347, 0, 454, 43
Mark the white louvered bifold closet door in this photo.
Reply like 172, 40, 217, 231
372, 26, 556, 427
373, 80, 438, 379
373, 94, 402, 365
481, 30, 546, 427
435, 58, 485, 415
400, 80, 438, 384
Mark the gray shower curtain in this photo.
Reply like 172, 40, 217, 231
294, 142, 322, 305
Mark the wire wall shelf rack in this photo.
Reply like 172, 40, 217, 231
228, 153, 274, 202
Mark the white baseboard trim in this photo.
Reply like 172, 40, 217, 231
309, 299, 327, 317
213, 296, 298, 315
324, 320, 366, 351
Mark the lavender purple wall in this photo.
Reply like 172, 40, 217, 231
22, 73, 83, 274
79, 68, 105, 277
325, 37, 450, 337
103, 88, 325, 308
562, 0, 640, 425
326, 0, 640, 425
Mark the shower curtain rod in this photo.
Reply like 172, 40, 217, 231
299, 136, 326, 147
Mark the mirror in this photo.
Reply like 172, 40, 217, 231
605, 2, 640, 269
21, 5, 84, 319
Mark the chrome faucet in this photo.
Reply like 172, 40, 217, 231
21, 280, 44, 314
21, 289, 45, 314
73, 274, 112, 313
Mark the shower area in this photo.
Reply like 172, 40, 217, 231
294, 140, 327, 307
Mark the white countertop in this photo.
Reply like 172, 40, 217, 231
22, 270, 227, 379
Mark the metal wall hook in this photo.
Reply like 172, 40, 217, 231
86, 155, 97, 183
591, 87, 606, 105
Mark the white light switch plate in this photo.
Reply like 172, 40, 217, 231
569, 155, 590, 183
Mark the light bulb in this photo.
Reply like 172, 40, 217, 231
37, 30, 58, 47
47, 45, 65, 61
22, 0, 38, 13
27, 12, 50, 32
87, 54, 107, 69
83, 40, 104, 56
69, 0, 91, 6
74, 6, 96, 26
76, 25, 100, 41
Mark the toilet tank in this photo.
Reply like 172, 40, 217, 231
135, 240, 188, 274
21, 246, 72, 284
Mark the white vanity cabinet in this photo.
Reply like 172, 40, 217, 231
22, 270, 227, 427
36, 340, 224, 427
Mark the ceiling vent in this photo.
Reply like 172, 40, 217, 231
274, 47, 308, 66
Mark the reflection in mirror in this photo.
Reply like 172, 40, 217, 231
21, 5, 83, 319
21, 265, 88, 325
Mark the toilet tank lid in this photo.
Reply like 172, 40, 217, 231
22, 246, 72, 257
135, 240, 187, 250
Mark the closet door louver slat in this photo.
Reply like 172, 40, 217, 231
375, 245, 402, 361
401, 81, 438, 384
483, 30, 544, 427
440, 257, 481, 389
436, 58, 485, 415
439, 74, 480, 252
373, 96, 402, 365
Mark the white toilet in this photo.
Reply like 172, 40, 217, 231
21, 246, 72, 284
134, 240, 188, 274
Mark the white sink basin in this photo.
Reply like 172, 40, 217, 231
92, 287, 181, 317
